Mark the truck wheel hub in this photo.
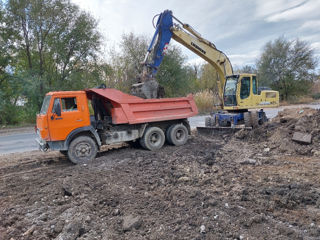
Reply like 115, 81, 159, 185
176, 130, 184, 140
76, 143, 90, 156
150, 133, 160, 144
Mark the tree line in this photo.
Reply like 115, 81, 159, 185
0, 0, 318, 125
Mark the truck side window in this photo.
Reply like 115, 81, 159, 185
52, 98, 61, 113
61, 97, 78, 111
252, 76, 257, 95
240, 77, 250, 99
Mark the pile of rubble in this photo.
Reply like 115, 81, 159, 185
235, 108, 320, 156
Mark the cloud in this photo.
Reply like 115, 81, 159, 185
265, 0, 320, 22
254, 0, 305, 18
70, 0, 320, 69
228, 50, 260, 67
299, 20, 320, 31
186, 57, 206, 66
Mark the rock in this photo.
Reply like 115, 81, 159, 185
62, 186, 73, 196
22, 225, 35, 236
113, 209, 120, 216
280, 117, 289, 123
122, 215, 142, 232
85, 216, 91, 223
240, 159, 256, 165
56, 220, 83, 240
54, 220, 65, 234
311, 150, 320, 157
200, 225, 206, 234
292, 132, 312, 144
207, 199, 218, 207
178, 176, 190, 182
263, 147, 270, 152
294, 125, 305, 132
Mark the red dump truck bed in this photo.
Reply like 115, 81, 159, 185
86, 88, 198, 124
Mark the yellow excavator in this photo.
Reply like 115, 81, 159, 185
131, 10, 279, 128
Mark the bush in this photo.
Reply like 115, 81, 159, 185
312, 93, 320, 100
194, 90, 216, 113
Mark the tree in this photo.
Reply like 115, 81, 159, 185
107, 33, 196, 97
257, 37, 317, 100
157, 45, 196, 97
107, 33, 149, 92
0, 2, 23, 124
197, 63, 219, 92
234, 65, 257, 74
1, 0, 103, 124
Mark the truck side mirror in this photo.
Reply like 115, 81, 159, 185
53, 101, 61, 117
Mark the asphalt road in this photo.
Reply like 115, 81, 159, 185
0, 132, 37, 155
0, 103, 319, 155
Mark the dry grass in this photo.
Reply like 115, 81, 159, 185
280, 96, 318, 106
194, 90, 218, 113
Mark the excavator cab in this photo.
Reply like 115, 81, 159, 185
223, 74, 279, 111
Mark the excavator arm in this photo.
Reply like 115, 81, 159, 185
171, 23, 233, 100
138, 10, 233, 102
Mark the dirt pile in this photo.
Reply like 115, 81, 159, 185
235, 108, 320, 156
0, 120, 320, 239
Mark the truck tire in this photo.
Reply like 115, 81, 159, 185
68, 136, 98, 164
244, 112, 251, 127
140, 127, 165, 151
166, 124, 188, 146
250, 111, 259, 128
259, 111, 267, 125
205, 117, 216, 127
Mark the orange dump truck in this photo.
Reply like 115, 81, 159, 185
36, 88, 198, 164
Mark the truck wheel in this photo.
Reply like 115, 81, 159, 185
140, 127, 165, 151
68, 136, 97, 164
166, 124, 188, 146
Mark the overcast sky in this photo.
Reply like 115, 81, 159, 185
71, 0, 320, 69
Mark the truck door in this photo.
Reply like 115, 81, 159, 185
48, 96, 86, 141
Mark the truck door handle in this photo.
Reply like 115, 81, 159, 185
55, 117, 63, 120
76, 119, 83, 122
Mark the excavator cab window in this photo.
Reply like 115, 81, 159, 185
224, 76, 238, 106
240, 77, 251, 99
252, 76, 258, 94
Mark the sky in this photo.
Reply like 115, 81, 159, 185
71, 0, 320, 69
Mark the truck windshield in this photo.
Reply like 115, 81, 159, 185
40, 95, 52, 115
224, 77, 238, 106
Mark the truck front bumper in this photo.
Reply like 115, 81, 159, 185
35, 132, 49, 152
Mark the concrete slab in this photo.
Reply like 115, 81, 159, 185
292, 132, 312, 144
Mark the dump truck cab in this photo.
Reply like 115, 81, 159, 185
36, 91, 100, 153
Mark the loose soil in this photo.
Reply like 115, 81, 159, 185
1, 109, 320, 240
